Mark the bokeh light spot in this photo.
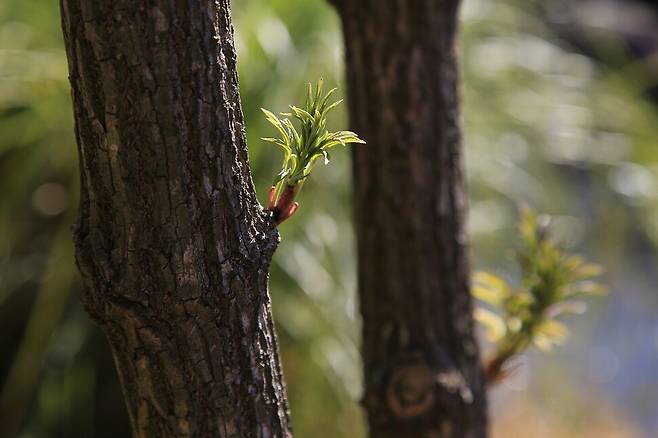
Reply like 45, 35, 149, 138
31, 183, 68, 216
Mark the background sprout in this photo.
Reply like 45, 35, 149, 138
261, 80, 365, 225
474, 208, 606, 384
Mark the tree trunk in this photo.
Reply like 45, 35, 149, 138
59, 1, 291, 436
332, 1, 488, 436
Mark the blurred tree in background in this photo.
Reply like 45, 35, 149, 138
1, 0, 658, 437
334, 1, 487, 435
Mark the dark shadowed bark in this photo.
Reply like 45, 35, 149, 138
331, 1, 488, 436
60, 1, 291, 436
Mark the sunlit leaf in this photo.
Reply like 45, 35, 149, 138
532, 334, 554, 352
537, 319, 569, 344
474, 272, 510, 292
519, 207, 538, 243
567, 281, 607, 296
546, 300, 587, 318
506, 316, 522, 332
474, 308, 506, 342
573, 263, 604, 280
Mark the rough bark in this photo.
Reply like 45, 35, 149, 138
60, 1, 291, 437
333, 1, 488, 436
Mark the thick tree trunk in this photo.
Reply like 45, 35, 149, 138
60, 1, 291, 436
333, 1, 488, 436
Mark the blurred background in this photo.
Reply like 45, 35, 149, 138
1, 0, 657, 436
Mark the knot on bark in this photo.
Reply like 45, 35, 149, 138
364, 350, 474, 424
386, 361, 435, 419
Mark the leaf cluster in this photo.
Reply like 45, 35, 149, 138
474, 208, 605, 382
261, 80, 364, 198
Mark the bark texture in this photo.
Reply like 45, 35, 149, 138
60, 1, 291, 436
333, 1, 488, 436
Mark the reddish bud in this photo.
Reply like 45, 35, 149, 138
267, 186, 277, 209
275, 184, 298, 213
276, 202, 300, 225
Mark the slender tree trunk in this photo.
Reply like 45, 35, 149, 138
60, 1, 291, 436
332, 1, 488, 436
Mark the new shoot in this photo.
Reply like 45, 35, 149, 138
474, 208, 605, 384
261, 79, 365, 225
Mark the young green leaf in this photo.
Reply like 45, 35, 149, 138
474, 308, 506, 342
262, 80, 365, 224
473, 208, 605, 384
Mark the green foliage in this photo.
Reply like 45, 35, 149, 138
261, 79, 364, 207
474, 208, 605, 382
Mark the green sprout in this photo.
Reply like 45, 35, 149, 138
261, 79, 365, 224
474, 207, 605, 384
